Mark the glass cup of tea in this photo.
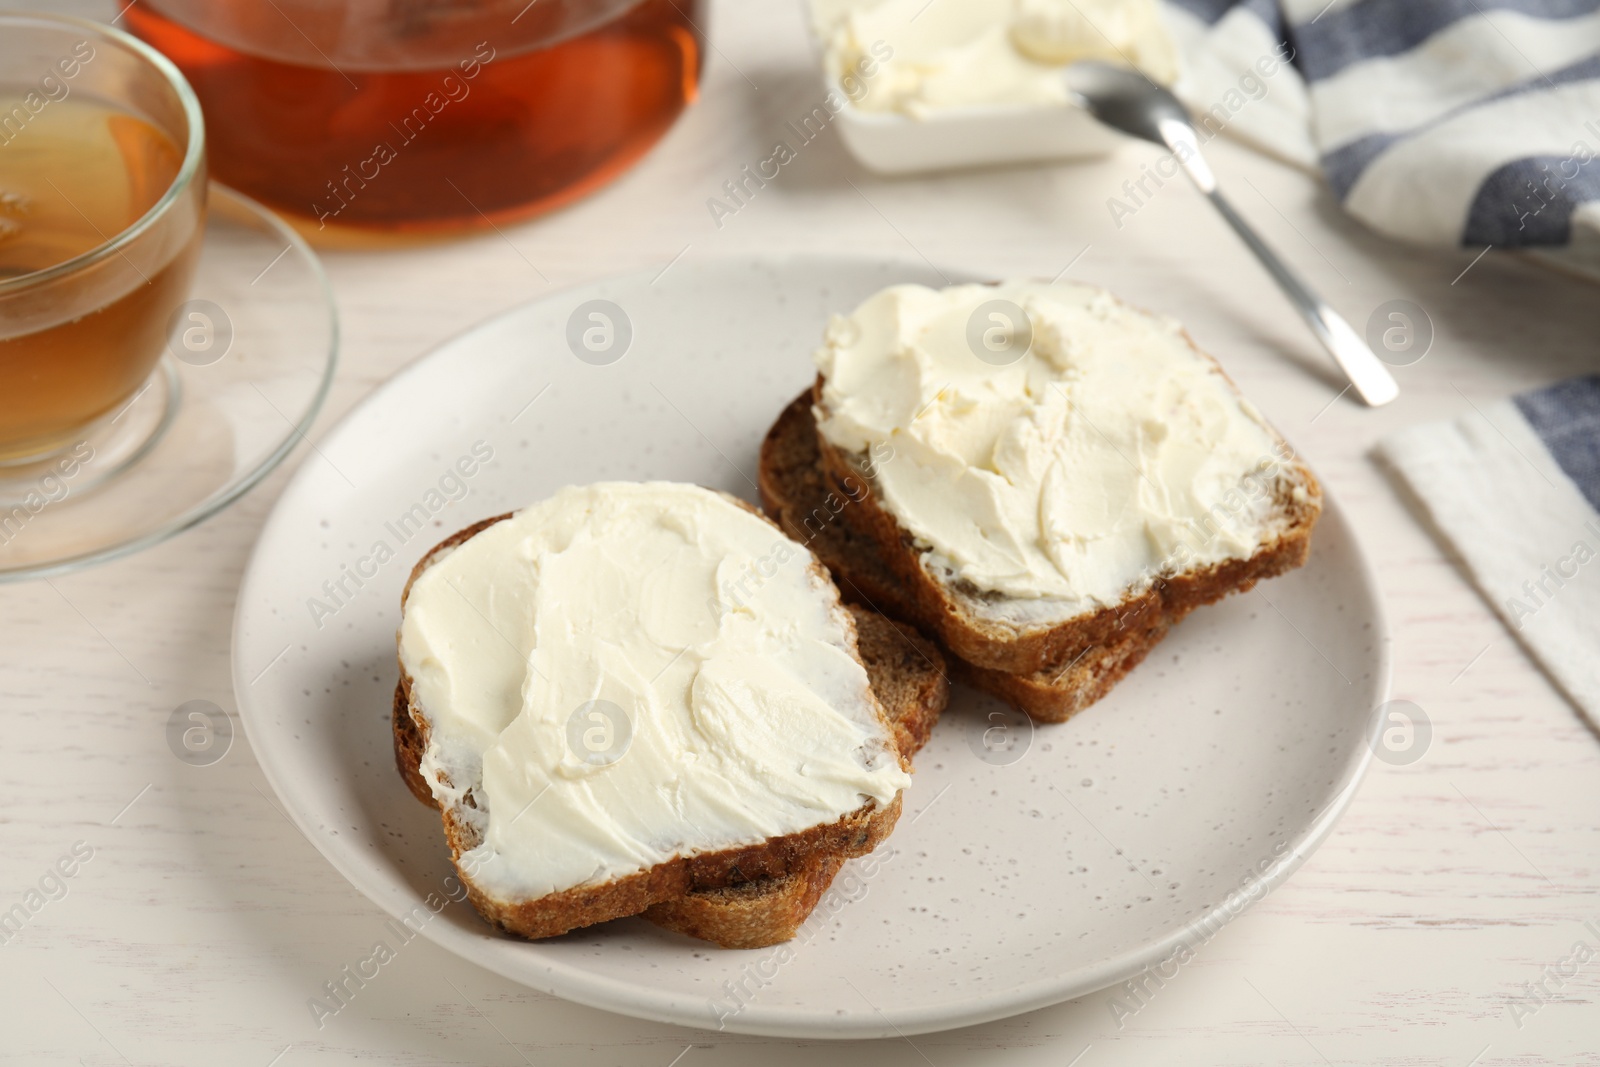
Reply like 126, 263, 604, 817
0, 14, 206, 468
126, 0, 705, 240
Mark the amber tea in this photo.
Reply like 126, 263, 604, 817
0, 94, 200, 462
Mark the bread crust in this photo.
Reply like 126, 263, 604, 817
808, 374, 1323, 676
393, 498, 922, 945
640, 853, 846, 949
848, 608, 946, 757
949, 617, 1168, 723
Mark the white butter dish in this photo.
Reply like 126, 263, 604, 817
808, 0, 1182, 175
830, 95, 1125, 175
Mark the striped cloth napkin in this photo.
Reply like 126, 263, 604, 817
1159, 3, 1600, 720
1381, 378, 1600, 728
1162, 0, 1600, 260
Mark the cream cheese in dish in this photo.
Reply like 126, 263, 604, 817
814, 281, 1297, 626
398, 482, 909, 900
822, 0, 1179, 118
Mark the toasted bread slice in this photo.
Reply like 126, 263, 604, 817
395, 601, 947, 949
394, 493, 931, 948
811, 354, 1323, 679
760, 391, 1279, 722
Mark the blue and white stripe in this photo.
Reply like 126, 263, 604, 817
1161, 0, 1600, 247
1382, 377, 1600, 729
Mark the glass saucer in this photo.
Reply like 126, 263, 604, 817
0, 184, 337, 581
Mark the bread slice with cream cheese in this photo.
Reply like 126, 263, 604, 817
392, 483, 937, 946
779, 278, 1322, 717
394, 599, 948, 949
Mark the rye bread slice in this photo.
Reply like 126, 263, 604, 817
393, 502, 920, 946
760, 391, 1173, 722
394, 602, 948, 949
809, 366, 1324, 677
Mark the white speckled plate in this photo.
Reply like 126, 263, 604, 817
233, 256, 1390, 1039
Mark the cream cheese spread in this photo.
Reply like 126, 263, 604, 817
398, 482, 909, 900
814, 281, 1294, 625
821, 0, 1179, 118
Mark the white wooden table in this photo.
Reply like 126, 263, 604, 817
4, 1, 1599, 1062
